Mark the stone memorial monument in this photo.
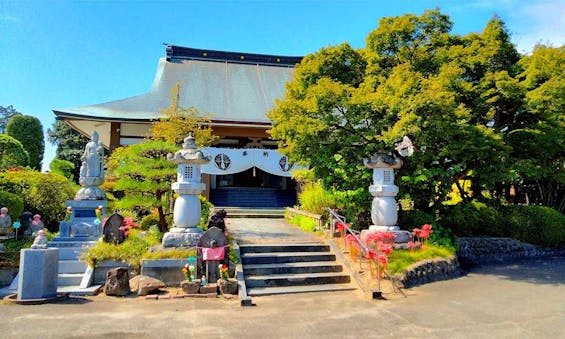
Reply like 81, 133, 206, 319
17, 247, 59, 300
162, 133, 211, 247
363, 151, 410, 244
54, 131, 107, 240
196, 226, 229, 283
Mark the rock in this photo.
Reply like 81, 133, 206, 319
218, 279, 238, 295
199, 283, 218, 294
181, 280, 201, 294
129, 275, 166, 296
105, 267, 130, 296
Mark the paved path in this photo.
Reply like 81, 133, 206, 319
226, 218, 321, 244
0, 256, 563, 338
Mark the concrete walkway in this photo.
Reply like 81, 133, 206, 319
226, 218, 321, 244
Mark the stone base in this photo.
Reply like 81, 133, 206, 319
363, 227, 411, 244
162, 227, 203, 247
17, 248, 59, 300
75, 185, 105, 200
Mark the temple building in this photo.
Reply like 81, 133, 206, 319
53, 45, 303, 208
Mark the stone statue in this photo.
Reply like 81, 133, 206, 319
80, 131, 104, 181
31, 229, 48, 249
75, 131, 106, 200
0, 207, 12, 236
30, 214, 44, 235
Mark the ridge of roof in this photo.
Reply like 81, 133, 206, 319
165, 44, 303, 67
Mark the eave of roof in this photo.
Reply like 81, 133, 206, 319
54, 45, 302, 124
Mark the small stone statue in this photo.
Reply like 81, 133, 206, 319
31, 230, 48, 249
30, 214, 44, 235
0, 207, 12, 236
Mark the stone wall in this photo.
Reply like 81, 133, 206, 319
457, 237, 565, 266
393, 256, 462, 289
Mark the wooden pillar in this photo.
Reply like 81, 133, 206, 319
109, 122, 121, 152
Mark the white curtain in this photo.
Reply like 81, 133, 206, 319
201, 147, 301, 177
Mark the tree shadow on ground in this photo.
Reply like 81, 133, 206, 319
466, 256, 565, 286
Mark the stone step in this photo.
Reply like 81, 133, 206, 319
219, 208, 286, 218
58, 260, 87, 274
58, 273, 84, 286
241, 252, 336, 265
239, 244, 329, 254
57, 284, 102, 296
245, 272, 351, 288
247, 283, 357, 296
48, 240, 97, 248
56, 247, 86, 260
243, 261, 343, 276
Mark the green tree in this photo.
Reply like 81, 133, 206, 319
47, 120, 89, 183
269, 10, 517, 220
106, 140, 177, 232
49, 158, 75, 181
151, 83, 216, 147
507, 45, 565, 211
6, 115, 44, 171
0, 134, 29, 169
0, 105, 22, 134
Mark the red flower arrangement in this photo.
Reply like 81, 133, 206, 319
409, 224, 433, 251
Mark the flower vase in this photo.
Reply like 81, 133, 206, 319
181, 279, 201, 294
218, 278, 238, 295
60, 221, 71, 237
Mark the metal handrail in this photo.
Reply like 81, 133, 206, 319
327, 208, 384, 295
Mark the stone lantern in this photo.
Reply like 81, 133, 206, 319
162, 133, 211, 247
363, 151, 410, 242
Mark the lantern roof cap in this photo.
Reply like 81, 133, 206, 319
167, 133, 211, 164
363, 151, 402, 169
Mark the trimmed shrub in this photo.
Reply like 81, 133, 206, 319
501, 205, 565, 248
439, 201, 503, 237
140, 213, 160, 231
0, 190, 24, 221
6, 115, 44, 170
0, 134, 29, 169
0, 169, 75, 231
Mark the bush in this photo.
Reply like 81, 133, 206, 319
0, 169, 75, 231
0, 134, 29, 169
0, 190, 24, 221
500, 205, 565, 248
398, 210, 435, 230
439, 201, 503, 237
199, 195, 213, 228
140, 213, 160, 231
80, 226, 162, 270
298, 182, 337, 214
6, 115, 44, 170
49, 158, 75, 180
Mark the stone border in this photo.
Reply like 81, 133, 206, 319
457, 237, 565, 266
3, 292, 68, 305
392, 256, 462, 289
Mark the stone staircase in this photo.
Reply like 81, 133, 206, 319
47, 239, 101, 295
217, 207, 286, 218
240, 243, 356, 296
210, 187, 296, 208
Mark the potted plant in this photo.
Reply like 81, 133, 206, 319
180, 263, 200, 294
217, 263, 238, 295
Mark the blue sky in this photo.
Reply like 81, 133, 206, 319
1, 0, 563, 171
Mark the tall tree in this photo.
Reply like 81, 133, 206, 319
150, 83, 216, 147
269, 10, 517, 220
0, 105, 21, 133
6, 115, 44, 171
47, 120, 89, 182
106, 140, 177, 232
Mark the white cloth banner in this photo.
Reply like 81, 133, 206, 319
201, 147, 301, 177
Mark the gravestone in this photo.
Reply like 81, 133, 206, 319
17, 248, 59, 300
103, 213, 125, 245
197, 227, 229, 283
19, 212, 33, 236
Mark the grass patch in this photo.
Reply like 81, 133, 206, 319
80, 227, 162, 270
388, 245, 455, 274
286, 212, 318, 233
142, 248, 196, 260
